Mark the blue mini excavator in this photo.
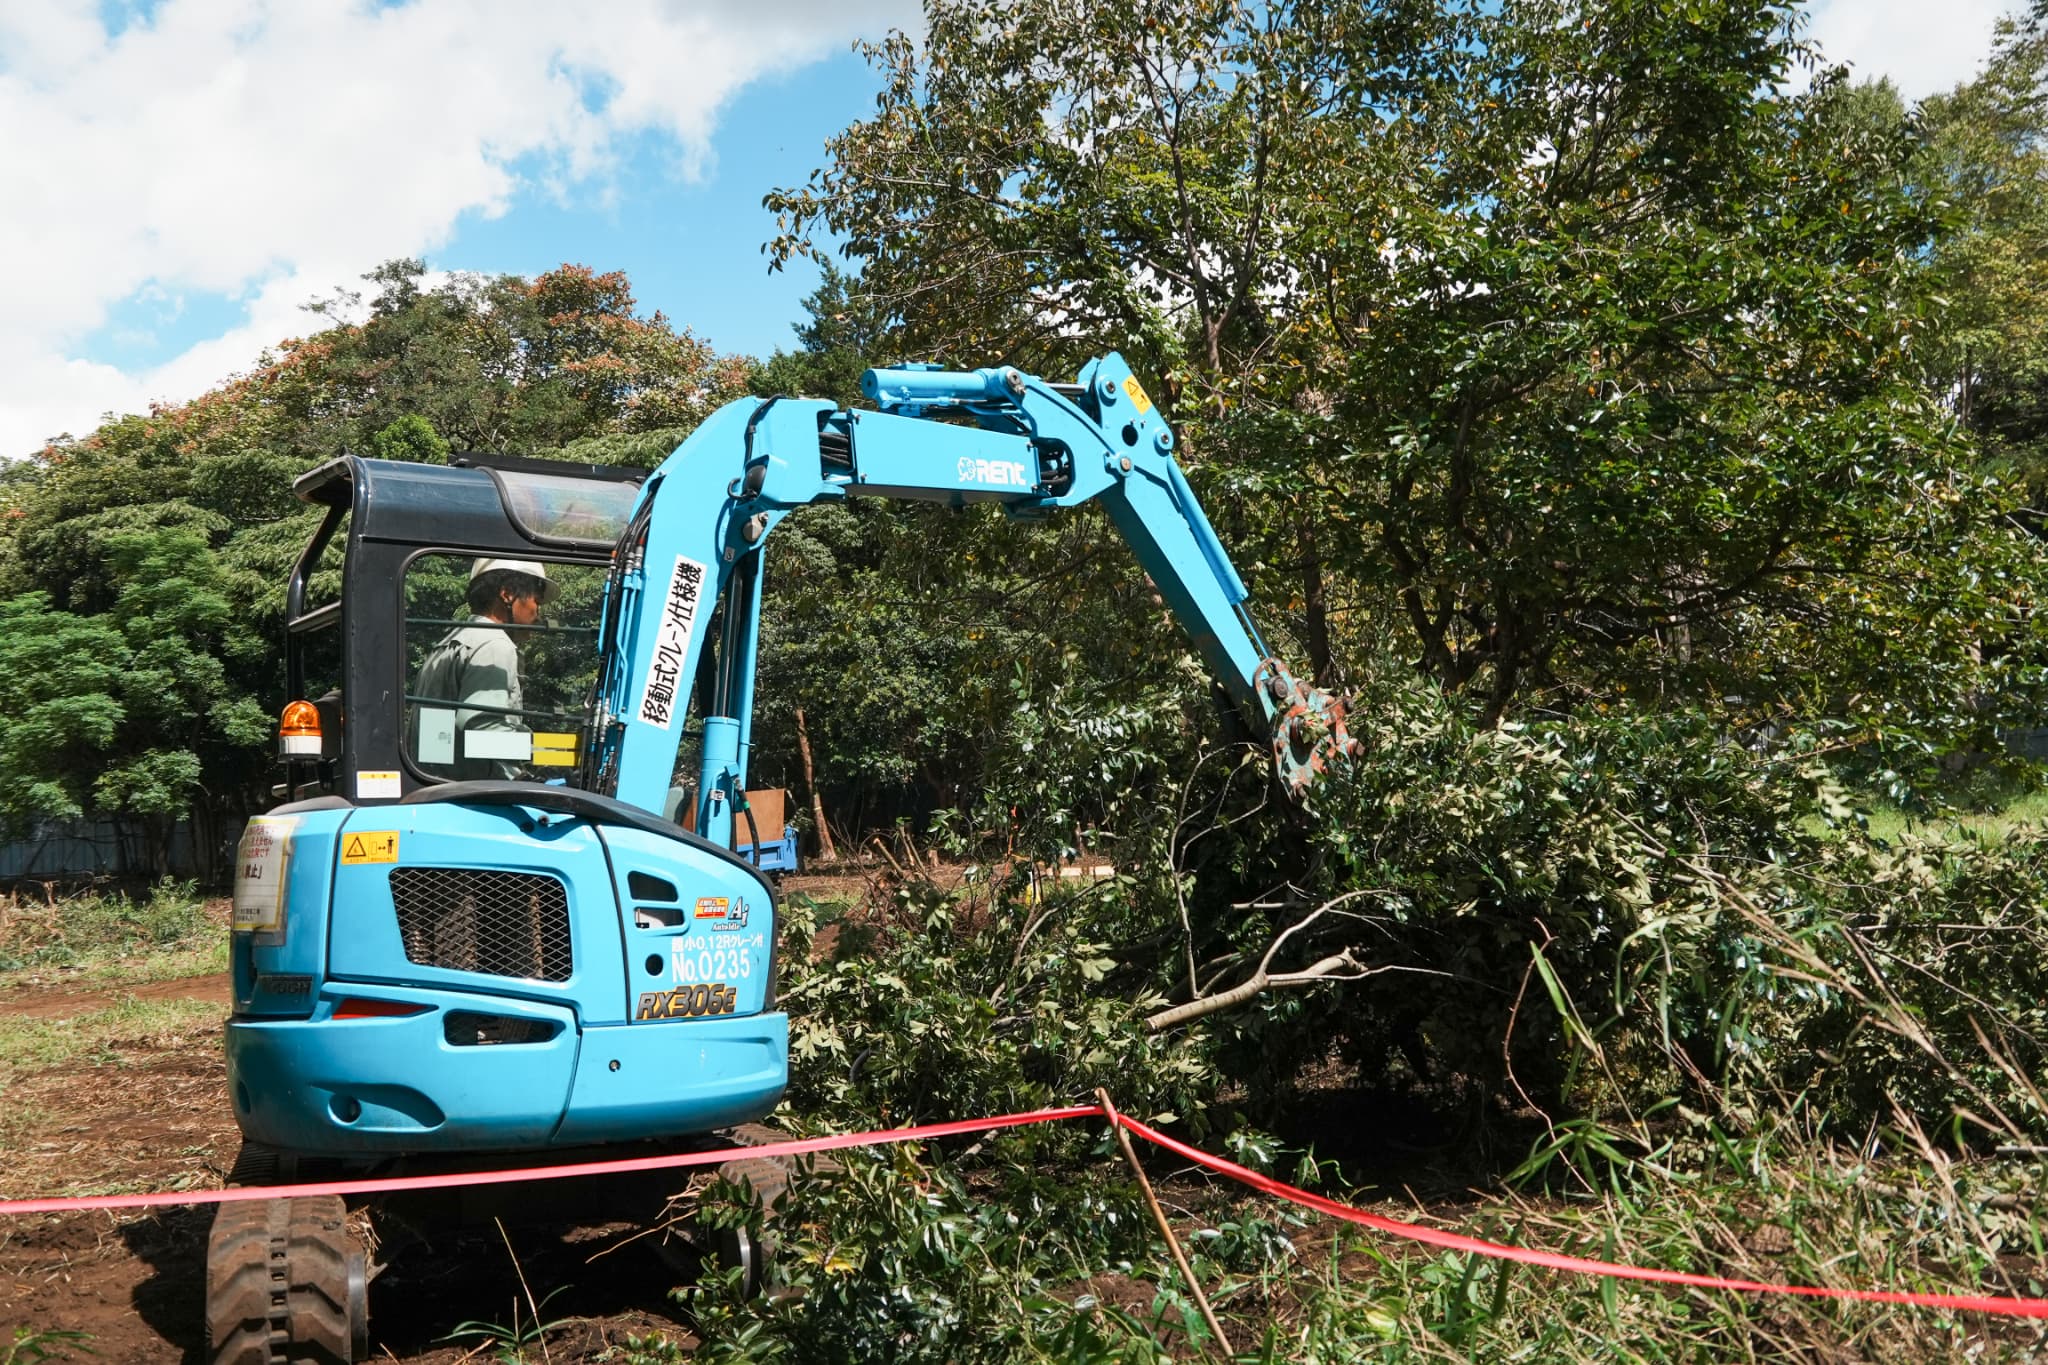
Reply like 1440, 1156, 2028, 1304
210, 354, 1359, 1363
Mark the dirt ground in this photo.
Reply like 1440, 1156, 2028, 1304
0, 870, 942, 1362
0, 967, 728, 1362
0, 967, 1369, 1365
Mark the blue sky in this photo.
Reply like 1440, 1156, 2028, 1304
0, 0, 2021, 459
76, 43, 881, 375
0, 0, 920, 458
431, 49, 878, 359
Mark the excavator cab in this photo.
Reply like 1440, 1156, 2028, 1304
280, 453, 637, 804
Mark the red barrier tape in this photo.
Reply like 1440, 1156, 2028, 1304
0, 1105, 1099, 1216
4, 1102, 2044, 1320
1118, 1114, 2048, 1320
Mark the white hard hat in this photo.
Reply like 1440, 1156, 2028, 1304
470, 557, 560, 606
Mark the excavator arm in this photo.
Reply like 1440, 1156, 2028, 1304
584, 352, 1359, 844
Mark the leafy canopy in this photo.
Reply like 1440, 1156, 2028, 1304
768, 0, 2046, 750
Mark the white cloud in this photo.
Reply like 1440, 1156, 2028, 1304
0, 0, 915, 457
1804, 0, 2024, 103
19, 0, 2007, 462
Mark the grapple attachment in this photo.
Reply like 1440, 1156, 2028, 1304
1257, 660, 1365, 798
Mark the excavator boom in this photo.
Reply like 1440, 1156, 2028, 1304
586, 352, 1359, 844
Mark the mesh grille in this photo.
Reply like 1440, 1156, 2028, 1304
389, 868, 572, 982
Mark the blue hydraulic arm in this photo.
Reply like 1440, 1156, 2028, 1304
584, 353, 1360, 845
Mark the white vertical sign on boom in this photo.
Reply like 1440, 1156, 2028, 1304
637, 553, 709, 730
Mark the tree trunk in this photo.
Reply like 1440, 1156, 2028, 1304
144, 814, 171, 881
1481, 601, 1522, 727
190, 800, 210, 887
793, 706, 837, 864
1298, 514, 1335, 686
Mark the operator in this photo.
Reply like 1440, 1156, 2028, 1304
413, 558, 556, 779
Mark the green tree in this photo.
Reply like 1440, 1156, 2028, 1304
768, 0, 2042, 749
94, 529, 274, 875
732, 264, 1191, 845
298, 260, 752, 455
368, 414, 450, 464
1915, 5, 2048, 508
0, 595, 129, 836
0, 257, 755, 878
750, 262, 890, 407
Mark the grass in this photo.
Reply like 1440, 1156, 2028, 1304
0, 996, 221, 1076
625, 1113, 2048, 1364
0, 883, 226, 1091
0, 885, 227, 1165
0, 861, 2027, 1361
3, 1328, 94, 1365
0, 992, 229, 1208
1813, 770, 2048, 846
0, 939, 227, 995
1852, 786, 2048, 844
1164, 1124, 2048, 1363
786, 890, 860, 925
0, 881, 224, 987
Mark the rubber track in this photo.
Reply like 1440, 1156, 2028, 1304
284, 1197, 359, 1364
206, 1198, 289, 1365
699, 1122, 847, 1295
716, 1123, 797, 1216
206, 1195, 362, 1365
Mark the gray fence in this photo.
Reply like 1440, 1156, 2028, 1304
0, 817, 202, 883
2006, 727, 2048, 761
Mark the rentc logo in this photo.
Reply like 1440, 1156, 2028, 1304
956, 456, 1030, 488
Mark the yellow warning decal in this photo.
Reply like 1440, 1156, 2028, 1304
342, 831, 399, 865
530, 732, 579, 767
1122, 375, 1154, 415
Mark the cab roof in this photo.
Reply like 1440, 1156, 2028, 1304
294, 453, 647, 554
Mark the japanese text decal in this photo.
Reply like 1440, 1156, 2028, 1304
637, 552, 710, 730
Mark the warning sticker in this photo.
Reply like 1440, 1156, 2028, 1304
637, 553, 710, 731
1121, 375, 1154, 415
232, 816, 298, 932
342, 831, 399, 865
358, 769, 401, 800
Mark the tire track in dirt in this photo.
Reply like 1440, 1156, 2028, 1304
0, 971, 231, 1021
1, 975, 238, 1362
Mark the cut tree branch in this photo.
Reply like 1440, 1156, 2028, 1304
1146, 888, 1431, 1031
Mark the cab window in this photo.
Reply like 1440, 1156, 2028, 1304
492, 470, 643, 548
402, 554, 607, 782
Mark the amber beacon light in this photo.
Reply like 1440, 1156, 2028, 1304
279, 700, 323, 758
